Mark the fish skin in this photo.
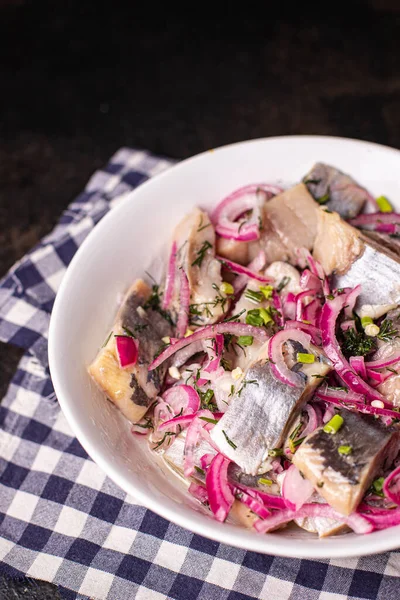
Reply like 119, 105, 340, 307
333, 234, 400, 307
88, 279, 172, 423
292, 410, 400, 516
172, 208, 226, 326
304, 162, 367, 219
210, 342, 331, 475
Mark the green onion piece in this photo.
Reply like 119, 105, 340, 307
296, 352, 315, 364
244, 289, 264, 304
220, 281, 234, 295
199, 416, 218, 424
372, 477, 385, 493
376, 195, 392, 213
317, 193, 330, 204
361, 316, 374, 328
326, 294, 335, 301
237, 335, 254, 347
258, 478, 273, 486
268, 448, 283, 457
338, 445, 352, 455
259, 285, 274, 300
246, 309, 264, 327
323, 414, 344, 434
259, 307, 274, 326
276, 276, 290, 293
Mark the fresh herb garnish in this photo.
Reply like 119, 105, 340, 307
143, 283, 174, 325
101, 331, 112, 348
259, 478, 272, 486
222, 430, 237, 450
387, 367, 398, 375
323, 414, 344, 434
326, 294, 335, 301
191, 241, 212, 267
317, 192, 330, 204
377, 319, 398, 342
153, 431, 176, 450
289, 423, 303, 441
229, 384, 235, 397
289, 436, 305, 453
199, 416, 218, 424
268, 448, 283, 457
238, 379, 259, 397
122, 325, 136, 338
198, 388, 216, 410
134, 417, 154, 430
342, 327, 376, 358
338, 445, 352, 455
195, 466, 206, 477
276, 276, 290, 293
223, 308, 246, 323
197, 215, 211, 232
372, 476, 385, 496
237, 335, 254, 347
303, 177, 321, 185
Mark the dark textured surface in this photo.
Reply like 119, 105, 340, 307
1, 1, 400, 597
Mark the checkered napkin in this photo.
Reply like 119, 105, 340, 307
1, 149, 400, 600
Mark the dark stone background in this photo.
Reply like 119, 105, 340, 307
0, 0, 399, 597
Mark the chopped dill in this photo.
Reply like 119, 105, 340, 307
191, 241, 212, 267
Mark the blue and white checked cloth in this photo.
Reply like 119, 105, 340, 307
1, 148, 400, 600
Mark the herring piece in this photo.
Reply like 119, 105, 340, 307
313, 209, 364, 276
88, 279, 172, 423
216, 237, 249, 265
292, 410, 400, 516
172, 208, 226, 325
294, 493, 348, 538
210, 342, 331, 475
264, 261, 302, 296
248, 204, 291, 264
263, 184, 319, 263
304, 162, 368, 219
333, 234, 400, 307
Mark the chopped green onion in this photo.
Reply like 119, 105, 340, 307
220, 281, 234, 295
326, 294, 335, 301
289, 437, 305, 453
268, 448, 283, 457
338, 445, 352, 455
361, 316, 373, 328
296, 352, 315, 364
317, 193, 330, 204
259, 285, 274, 300
244, 289, 264, 304
237, 335, 254, 347
258, 478, 273, 486
372, 477, 385, 494
323, 414, 344, 434
259, 307, 274, 325
376, 195, 392, 213
246, 309, 264, 327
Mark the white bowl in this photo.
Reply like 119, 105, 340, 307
49, 135, 400, 559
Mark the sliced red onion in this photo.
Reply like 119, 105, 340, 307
322, 403, 335, 424
206, 453, 235, 522
189, 482, 209, 503
254, 503, 373, 535
197, 334, 224, 385
349, 212, 400, 233
281, 465, 314, 511
176, 269, 190, 338
366, 369, 390, 384
300, 269, 321, 292
320, 295, 389, 404
232, 481, 286, 509
302, 404, 320, 437
115, 335, 138, 368
360, 506, 400, 530
344, 284, 361, 319
315, 389, 400, 420
295, 290, 315, 322
341, 319, 355, 332
149, 322, 269, 370
365, 351, 400, 371
233, 250, 266, 293
217, 256, 273, 283
162, 240, 177, 310
272, 290, 284, 327
283, 292, 297, 321
184, 417, 203, 477
211, 184, 282, 242
162, 385, 200, 415
284, 320, 322, 346
304, 251, 330, 296
383, 465, 400, 505
268, 329, 312, 387
172, 340, 204, 368
232, 487, 270, 519
158, 413, 195, 432
200, 453, 215, 470
302, 298, 321, 327
349, 356, 367, 380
